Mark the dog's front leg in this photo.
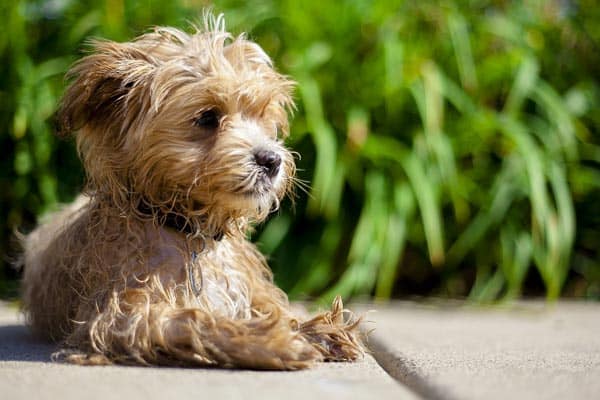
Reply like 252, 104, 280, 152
61, 287, 322, 369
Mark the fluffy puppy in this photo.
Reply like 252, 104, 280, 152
20, 14, 363, 369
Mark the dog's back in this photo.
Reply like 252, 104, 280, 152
21, 195, 91, 341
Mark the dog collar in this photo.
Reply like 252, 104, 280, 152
136, 203, 224, 241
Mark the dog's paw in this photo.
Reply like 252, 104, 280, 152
202, 317, 323, 370
213, 333, 322, 370
298, 296, 364, 362
268, 334, 323, 370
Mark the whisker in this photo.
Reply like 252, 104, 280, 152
287, 176, 313, 199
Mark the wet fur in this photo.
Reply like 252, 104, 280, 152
20, 14, 363, 369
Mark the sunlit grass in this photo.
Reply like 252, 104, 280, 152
1, 0, 599, 301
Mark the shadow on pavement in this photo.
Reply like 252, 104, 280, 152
0, 324, 56, 362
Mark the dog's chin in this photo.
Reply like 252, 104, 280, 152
190, 167, 286, 221
216, 190, 277, 221
241, 182, 281, 215
208, 177, 282, 221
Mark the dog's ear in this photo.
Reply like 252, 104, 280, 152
56, 40, 158, 137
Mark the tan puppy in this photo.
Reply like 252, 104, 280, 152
20, 14, 363, 369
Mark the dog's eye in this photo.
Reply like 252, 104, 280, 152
194, 110, 220, 130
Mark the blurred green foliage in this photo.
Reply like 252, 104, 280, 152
1, 0, 599, 301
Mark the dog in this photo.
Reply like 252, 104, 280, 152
20, 14, 363, 369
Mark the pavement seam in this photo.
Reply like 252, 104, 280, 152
367, 334, 458, 400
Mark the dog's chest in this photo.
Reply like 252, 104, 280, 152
147, 228, 253, 319
190, 240, 252, 319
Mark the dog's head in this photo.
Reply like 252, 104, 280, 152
58, 15, 296, 235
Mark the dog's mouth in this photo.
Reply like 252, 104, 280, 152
216, 167, 282, 217
238, 168, 279, 196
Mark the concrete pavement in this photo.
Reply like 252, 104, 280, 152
365, 301, 600, 400
2, 300, 600, 400
0, 302, 414, 400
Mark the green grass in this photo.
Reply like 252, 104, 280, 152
1, 0, 599, 301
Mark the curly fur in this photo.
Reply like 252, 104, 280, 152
20, 14, 363, 369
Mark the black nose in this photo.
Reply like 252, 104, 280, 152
254, 149, 282, 178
